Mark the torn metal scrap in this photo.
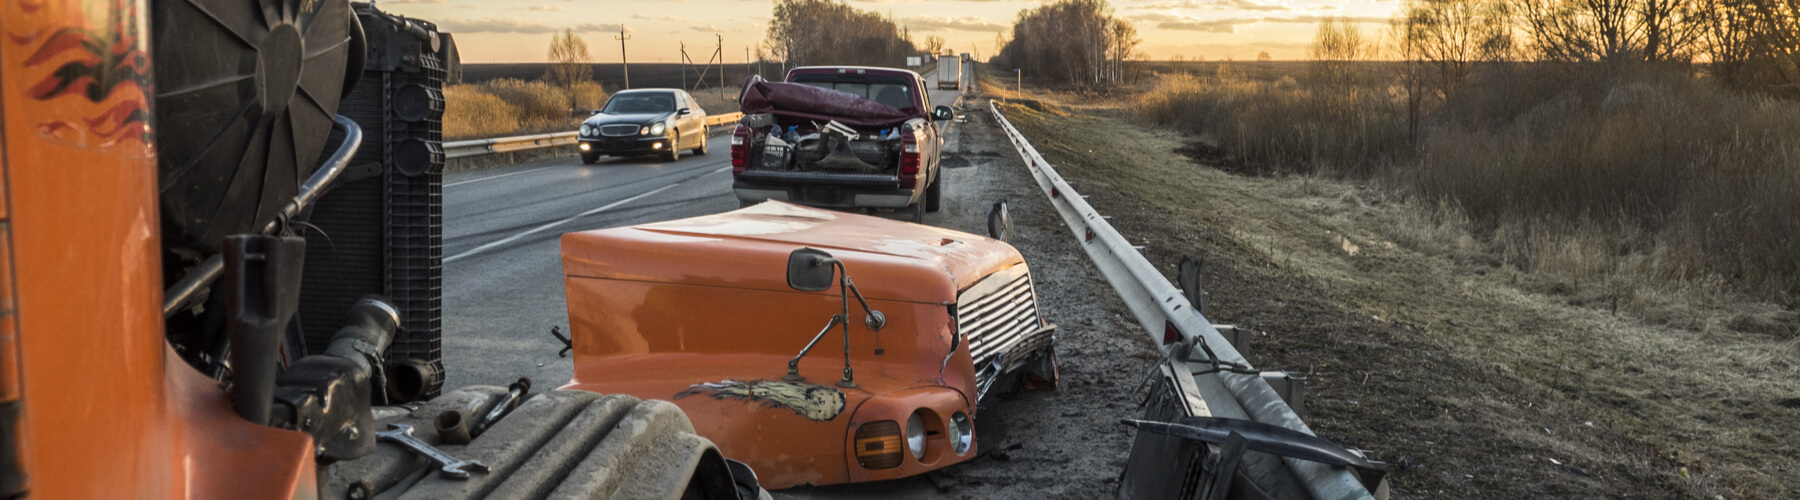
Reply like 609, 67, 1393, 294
1121, 417, 1387, 473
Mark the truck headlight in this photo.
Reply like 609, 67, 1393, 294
906, 412, 928, 460
950, 411, 972, 455
649, 122, 666, 135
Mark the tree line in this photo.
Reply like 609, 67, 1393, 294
764, 0, 919, 69
992, 0, 1142, 87
1392, 0, 1800, 97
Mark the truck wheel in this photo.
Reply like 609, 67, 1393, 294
694, 127, 709, 155
662, 135, 681, 162
926, 175, 942, 213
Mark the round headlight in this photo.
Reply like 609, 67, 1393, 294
905, 413, 928, 460
950, 411, 972, 455
580, 124, 593, 136
649, 122, 667, 135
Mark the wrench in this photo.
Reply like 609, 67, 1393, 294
376, 423, 491, 479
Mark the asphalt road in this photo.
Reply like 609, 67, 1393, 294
440, 64, 970, 391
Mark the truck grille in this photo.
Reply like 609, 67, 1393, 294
957, 264, 1050, 402
600, 124, 639, 137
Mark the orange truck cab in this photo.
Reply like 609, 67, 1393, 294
561, 201, 1059, 489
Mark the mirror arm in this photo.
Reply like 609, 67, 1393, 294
835, 265, 858, 388
842, 276, 885, 331
784, 314, 844, 382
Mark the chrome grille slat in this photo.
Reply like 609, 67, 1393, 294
957, 265, 1051, 402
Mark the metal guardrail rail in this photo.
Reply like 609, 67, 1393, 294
444, 112, 744, 159
987, 101, 1375, 500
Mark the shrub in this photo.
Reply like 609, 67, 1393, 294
442, 84, 519, 140
479, 78, 572, 131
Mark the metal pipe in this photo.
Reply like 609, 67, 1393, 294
165, 116, 363, 317
784, 315, 842, 381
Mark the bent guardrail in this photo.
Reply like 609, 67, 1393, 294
445, 112, 744, 160
987, 100, 1379, 500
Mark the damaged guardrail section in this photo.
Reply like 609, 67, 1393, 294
987, 101, 1378, 500
445, 113, 744, 160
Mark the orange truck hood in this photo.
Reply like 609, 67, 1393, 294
559, 202, 1022, 488
560, 201, 1024, 303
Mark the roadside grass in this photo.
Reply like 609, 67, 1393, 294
442, 78, 745, 141
1129, 64, 1800, 317
997, 93, 1800, 499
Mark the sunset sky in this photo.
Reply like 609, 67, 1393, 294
380, 0, 1401, 63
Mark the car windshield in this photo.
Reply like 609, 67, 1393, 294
601, 93, 676, 114
792, 77, 915, 111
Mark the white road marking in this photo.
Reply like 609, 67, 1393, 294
444, 165, 731, 263
445, 166, 556, 188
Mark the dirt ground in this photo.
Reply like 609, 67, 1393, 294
990, 98, 1799, 499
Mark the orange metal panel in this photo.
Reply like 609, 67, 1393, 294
3, 1, 318, 497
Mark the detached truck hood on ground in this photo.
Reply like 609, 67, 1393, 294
558, 202, 1042, 488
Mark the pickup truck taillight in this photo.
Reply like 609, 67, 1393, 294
730, 125, 750, 176
899, 141, 920, 188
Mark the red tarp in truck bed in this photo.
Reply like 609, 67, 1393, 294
737, 75, 915, 128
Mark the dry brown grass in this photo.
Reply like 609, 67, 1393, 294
442, 79, 611, 140
442, 85, 518, 139
1131, 65, 1800, 306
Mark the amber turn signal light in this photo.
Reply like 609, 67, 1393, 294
854, 420, 904, 469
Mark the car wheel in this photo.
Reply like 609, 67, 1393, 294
580, 152, 600, 165
694, 126, 709, 155
662, 134, 680, 162
926, 174, 942, 213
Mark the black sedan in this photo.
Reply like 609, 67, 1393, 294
577, 89, 709, 163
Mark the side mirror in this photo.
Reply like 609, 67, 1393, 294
786, 248, 837, 292
987, 200, 1012, 242
679, 108, 693, 116
590, 110, 602, 116
932, 105, 954, 122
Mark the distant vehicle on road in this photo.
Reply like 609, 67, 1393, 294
730, 67, 954, 222
960, 53, 971, 63
578, 89, 709, 164
938, 56, 961, 90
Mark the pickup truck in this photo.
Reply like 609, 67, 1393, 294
730, 67, 953, 222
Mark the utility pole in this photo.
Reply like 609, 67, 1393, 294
615, 24, 631, 89
717, 35, 725, 102
680, 42, 688, 91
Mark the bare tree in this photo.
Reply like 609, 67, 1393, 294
766, 0, 915, 68
1519, 0, 1707, 62
1257, 51, 1274, 61
923, 35, 947, 56
1310, 17, 1368, 86
993, 0, 1138, 87
546, 28, 594, 111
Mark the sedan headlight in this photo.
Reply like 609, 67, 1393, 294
648, 122, 666, 136
579, 124, 592, 136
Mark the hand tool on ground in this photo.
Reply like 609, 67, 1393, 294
376, 423, 491, 479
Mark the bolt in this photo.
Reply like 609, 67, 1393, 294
346, 426, 360, 441
303, 417, 317, 430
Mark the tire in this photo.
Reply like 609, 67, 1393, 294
580, 152, 599, 164
693, 126, 709, 155
925, 174, 942, 213
662, 134, 680, 162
